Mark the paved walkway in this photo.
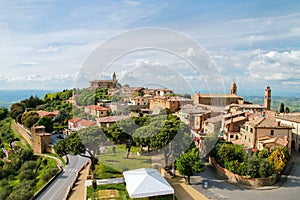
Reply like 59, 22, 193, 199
85, 178, 124, 186
165, 175, 208, 200
69, 162, 91, 200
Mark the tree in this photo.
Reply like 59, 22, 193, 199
176, 148, 204, 184
0, 107, 8, 120
10, 103, 25, 123
268, 147, 289, 174
21, 111, 40, 129
107, 118, 139, 158
279, 103, 285, 113
150, 115, 193, 167
216, 143, 235, 167
20, 95, 43, 109
285, 107, 290, 113
54, 126, 107, 179
35, 116, 54, 133
7, 180, 35, 200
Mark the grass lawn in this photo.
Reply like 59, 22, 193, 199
97, 145, 151, 173
45, 153, 67, 166
87, 184, 175, 200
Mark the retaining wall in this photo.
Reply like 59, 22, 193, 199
209, 157, 278, 187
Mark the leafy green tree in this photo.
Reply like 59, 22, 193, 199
55, 126, 107, 179
20, 95, 43, 109
7, 180, 35, 200
10, 103, 25, 123
54, 107, 71, 126
133, 116, 163, 153
0, 185, 11, 200
19, 169, 35, 181
0, 118, 14, 143
42, 167, 59, 182
0, 107, 8, 120
176, 148, 204, 184
216, 143, 235, 167
20, 160, 36, 171
115, 118, 139, 158
35, 116, 54, 133
149, 115, 193, 167
21, 111, 40, 129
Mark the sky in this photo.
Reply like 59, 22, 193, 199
1, 0, 300, 96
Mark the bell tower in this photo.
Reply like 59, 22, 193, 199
264, 86, 271, 110
230, 82, 237, 95
112, 72, 117, 88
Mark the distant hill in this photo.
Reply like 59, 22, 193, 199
244, 96, 300, 112
0, 90, 57, 108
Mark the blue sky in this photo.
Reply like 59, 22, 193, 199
1, 0, 300, 96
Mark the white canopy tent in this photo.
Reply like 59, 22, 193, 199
123, 168, 174, 199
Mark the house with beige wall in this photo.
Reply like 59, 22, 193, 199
238, 114, 292, 153
85, 105, 110, 117
276, 113, 300, 152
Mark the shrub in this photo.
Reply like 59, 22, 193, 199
42, 167, 59, 182
19, 169, 35, 181
259, 159, 274, 178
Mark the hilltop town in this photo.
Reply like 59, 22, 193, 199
1, 72, 300, 200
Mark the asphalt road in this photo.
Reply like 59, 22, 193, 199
36, 155, 89, 200
192, 152, 300, 200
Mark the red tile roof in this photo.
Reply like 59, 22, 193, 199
68, 117, 83, 123
78, 120, 96, 127
37, 110, 59, 118
85, 105, 110, 111
96, 116, 129, 123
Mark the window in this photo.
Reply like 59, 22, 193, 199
250, 128, 253, 133
270, 130, 274, 136
248, 138, 251, 142
230, 135, 234, 138
244, 136, 246, 140
246, 126, 248, 131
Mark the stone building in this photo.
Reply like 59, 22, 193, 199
178, 104, 211, 131
264, 86, 271, 110
238, 114, 292, 153
222, 111, 247, 141
84, 105, 110, 117
68, 117, 96, 131
89, 72, 118, 89
276, 113, 300, 151
149, 96, 193, 114
31, 126, 52, 154
193, 82, 244, 106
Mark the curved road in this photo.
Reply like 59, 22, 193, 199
36, 155, 89, 200
192, 152, 300, 200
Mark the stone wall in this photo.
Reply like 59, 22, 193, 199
12, 121, 32, 146
209, 157, 278, 188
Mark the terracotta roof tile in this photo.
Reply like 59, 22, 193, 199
85, 105, 110, 111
